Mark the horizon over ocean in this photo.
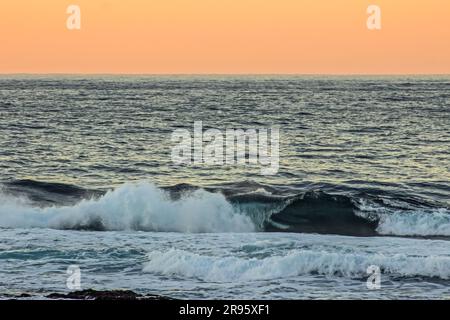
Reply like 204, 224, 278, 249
0, 75, 449, 299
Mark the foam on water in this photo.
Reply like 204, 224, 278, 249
1, 227, 450, 299
144, 248, 450, 281
0, 182, 255, 232
1, 181, 450, 237
377, 209, 450, 236
355, 199, 450, 236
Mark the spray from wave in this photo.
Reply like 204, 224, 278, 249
355, 198, 450, 237
0, 180, 449, 237
0, 182, 255, 232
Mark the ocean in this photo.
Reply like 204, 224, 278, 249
0, 75, 449, 299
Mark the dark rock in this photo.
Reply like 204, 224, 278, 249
46, 289, 171, 300
3, 293, 32, 299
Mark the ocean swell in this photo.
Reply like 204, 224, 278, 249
0, 182, 255, 233
0, 180, 449, 237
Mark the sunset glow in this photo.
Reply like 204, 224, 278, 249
1, 0, 449, 74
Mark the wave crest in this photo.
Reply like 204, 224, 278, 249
1, 180, 449, 237
0, 182, 255, 233
143, 248, 450, 281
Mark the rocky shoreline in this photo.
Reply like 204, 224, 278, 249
4, 289, 173, 300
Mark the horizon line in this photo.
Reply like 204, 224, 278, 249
1, 73, 449, 77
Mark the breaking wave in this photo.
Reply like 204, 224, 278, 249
0, 182, 255, 232
0, 180, 449, 237
143, 248, 450, 281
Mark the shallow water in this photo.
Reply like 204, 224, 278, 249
1, 229, 449, 299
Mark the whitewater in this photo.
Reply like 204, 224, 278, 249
1, 228, 449, 299
1, 181, 449, 237
1, 75, 449, 299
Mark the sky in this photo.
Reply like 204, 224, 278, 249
0, 0, 449, 74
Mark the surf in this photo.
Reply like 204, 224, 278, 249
0, 180, 449, 238
143, 247, 450, 281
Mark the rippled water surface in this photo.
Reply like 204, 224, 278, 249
0, 76, 449, 299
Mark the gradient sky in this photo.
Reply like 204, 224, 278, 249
1, 0, 449, 74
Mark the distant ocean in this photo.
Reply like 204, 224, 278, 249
0, 76, 449, 299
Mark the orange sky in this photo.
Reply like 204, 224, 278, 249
0, 0, 449, 74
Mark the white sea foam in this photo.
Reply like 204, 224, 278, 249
143, 248, 450, 281
0, 181, 449, 236
356, 198, 450, 236
0, 182, 255, 232
377, 209, 450, 236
